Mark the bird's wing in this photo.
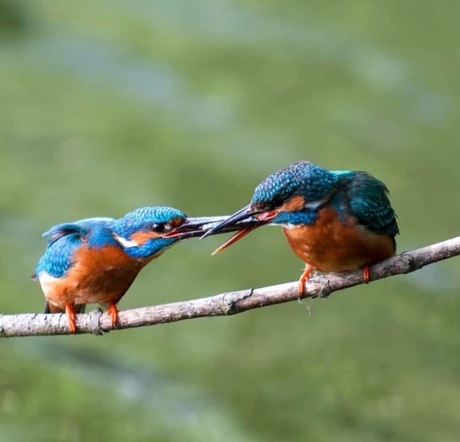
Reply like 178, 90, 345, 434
337, 171, 399, 237
35, 217, 114, 279
42, 217, 114, 245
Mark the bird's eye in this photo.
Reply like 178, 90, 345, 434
151, 223, 166, 233
255, 202, 274, 212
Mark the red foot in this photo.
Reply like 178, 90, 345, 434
107, 303, 118, 328
362, 266, 370, 284
65, 304, 77, 334
298, 266, 312, 299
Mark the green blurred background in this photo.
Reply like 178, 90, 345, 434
1, 0, 459, 440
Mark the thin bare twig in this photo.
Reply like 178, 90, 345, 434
1, 236, 459, 338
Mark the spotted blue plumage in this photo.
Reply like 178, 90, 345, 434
333, 170, 399, 237
250, 161, 398, 237
34, 206, 205, 330
34, 218, 116, 279
115, 206, 186, 230
42, 217, 114, 244
34, 207, 188, 279
252, 161, 339, 208
111, 206, 187, 259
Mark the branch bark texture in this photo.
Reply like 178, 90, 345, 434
1, 236, 459, 338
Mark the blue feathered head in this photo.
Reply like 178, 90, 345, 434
111, 206, 187, 258
251, 161, 338, 209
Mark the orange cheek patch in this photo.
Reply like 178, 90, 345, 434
130, 230, 161, 245
278, 195, 305, 212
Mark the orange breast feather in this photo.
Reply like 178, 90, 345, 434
43, 245, 150, 310
283, 207, 395, 272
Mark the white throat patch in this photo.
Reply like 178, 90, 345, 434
113, 234, 139, 248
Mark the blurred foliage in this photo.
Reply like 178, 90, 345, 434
0, 0, 29, 35
0, 0, 459, 441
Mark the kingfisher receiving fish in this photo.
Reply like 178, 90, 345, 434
33, 207, 252, 333
203, 161, 399, 295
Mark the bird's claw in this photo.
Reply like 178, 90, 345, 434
297, 266, 312, 301
107, 303, 118, 328
65, 304, 77, 334
362, 266, 370, 283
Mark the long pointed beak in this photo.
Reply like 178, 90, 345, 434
201, 204, 278, 254
163, 214, 258, 240
163, 216, 227, 239
200, 205, 258, 239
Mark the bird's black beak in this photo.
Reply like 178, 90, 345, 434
163, 216, 227, 240
163, 215, 259, 240
200, 205, 258, 238
200, 204, 278, 254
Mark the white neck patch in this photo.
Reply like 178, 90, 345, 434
113, 234, 139, 248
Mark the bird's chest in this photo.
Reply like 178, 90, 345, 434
282, 207, 395, 272
43, 245, 147, 306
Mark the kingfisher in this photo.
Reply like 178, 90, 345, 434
33, 207, 244, 333
202, 161, 399, 295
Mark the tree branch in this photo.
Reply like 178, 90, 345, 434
1, 236, 459, 338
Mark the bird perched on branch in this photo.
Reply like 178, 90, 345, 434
33, 207, 243, 333
202, 161, 399, 295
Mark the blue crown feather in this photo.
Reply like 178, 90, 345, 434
252, 161, 339, 207
111, 206, 187, 259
